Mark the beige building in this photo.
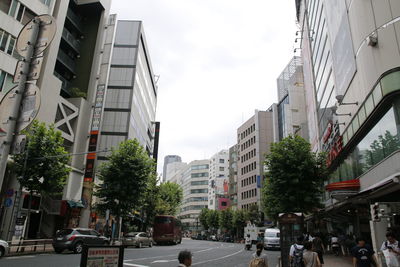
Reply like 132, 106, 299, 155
237, 110, 274, 210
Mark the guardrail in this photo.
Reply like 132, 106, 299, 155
7, 239, 54, 255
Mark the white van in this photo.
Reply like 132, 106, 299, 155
264, 228, 280, 249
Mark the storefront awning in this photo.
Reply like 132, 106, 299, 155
326, 179, 360, 191
67, 200, 85, 208
358, 173, 400, 195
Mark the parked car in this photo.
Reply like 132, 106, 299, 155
222, 234, 233, 243
0, 239, 9, 258
122, 232, 152, 248
263, 228, 280, 250
52, 228, 109, 254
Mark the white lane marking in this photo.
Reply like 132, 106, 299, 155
151, 259, 177, 263
191, 248, 244, 266
124, 245, 218, 262
124, 263, 149, 267
6, 255, 36, 260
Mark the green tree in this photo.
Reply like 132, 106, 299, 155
248, 204, 263, 226
219, 209, 233, 231
199, 208, 210, 230
95, 139, 155, 235
232, 209, 248, 238
365, 130, 400, 168
12, 120, 71, 237
155, 182, 183, 216
140, 172, 159, 231
262, 135, 327, 220
207, 209, 220, 231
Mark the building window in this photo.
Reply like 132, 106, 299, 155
219, 159, 225, 163
0, 70, 14, 93
0, 0, 12, 14
219, 167, 224, 171
40, 0, 52, 6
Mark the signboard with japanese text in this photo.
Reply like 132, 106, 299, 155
80, 246, 124, 267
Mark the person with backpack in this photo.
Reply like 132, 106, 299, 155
381, 232, 400, 267
351, 237, 378, 267
303, 241, 321, 267
290, 236, 305, 267
249, 242, 268, 267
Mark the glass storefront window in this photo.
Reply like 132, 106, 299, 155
364, 94, 374, 117
373, 83, 382, 104
334, 104, 400, 185
352, 115, 360, 134
381, 71, 400, 95
358, 106, 367, 128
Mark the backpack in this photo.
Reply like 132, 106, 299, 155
292, 244, 305, 267
249, 257, 267, 267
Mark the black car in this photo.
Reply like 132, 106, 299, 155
52, 228, 109, 254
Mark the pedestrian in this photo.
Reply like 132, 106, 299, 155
331, 233, 340, 256
351, 237, 378, 267
381, 232, 400, 267
290, 236, 305, 267
249, 242, 268, 267
303, 241, 321, 267
312, 233, 324, 265
245, 234, 252, 250
178, 250, 192, 267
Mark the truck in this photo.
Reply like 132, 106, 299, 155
244, 224, 267, 244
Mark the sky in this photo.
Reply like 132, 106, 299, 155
110, 0, 299, 174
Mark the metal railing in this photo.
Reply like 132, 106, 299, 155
57, 49, 76, 73
62, 28, 80, 52
66, 8, 83, 31
7, 239, 53, 255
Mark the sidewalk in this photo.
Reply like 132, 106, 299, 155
323, 254, 353, 267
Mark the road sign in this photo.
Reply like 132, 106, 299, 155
16, 14, 56, 58
4, 198, 12, 207
0, 85, 40, 135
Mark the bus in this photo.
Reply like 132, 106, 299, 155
153, 215, 182, 245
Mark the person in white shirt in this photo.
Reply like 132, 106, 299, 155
381, 232, 400, 267
290, 236, 305, 266
178, 250, 192, 267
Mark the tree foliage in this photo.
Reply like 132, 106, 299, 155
155, 182, 183, 216
207, 209, 220, 230
95, 139, 155, 218
219, 209, 233, 231
141, 171, 159, 230
199, 208, 209, 230
262, 135, 327, 220
232, 209, 248, 237
12, 120, 71, 197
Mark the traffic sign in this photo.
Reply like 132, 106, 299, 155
4, 198, 12, 207
16, 14, 56, 58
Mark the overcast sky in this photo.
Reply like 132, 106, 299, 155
110, 0, 299, 174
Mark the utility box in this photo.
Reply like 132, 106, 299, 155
279, 213, 304, 267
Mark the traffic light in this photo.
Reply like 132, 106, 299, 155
371, 203, 380, 222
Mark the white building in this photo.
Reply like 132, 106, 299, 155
0, 0, 113, 239
165, 161, 187, 184
179, 160, 209, 231
208, 150, 229, 210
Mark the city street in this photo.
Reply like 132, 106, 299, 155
3, 239, 280, 267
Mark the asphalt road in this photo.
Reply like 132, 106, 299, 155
2, 239, 280, 267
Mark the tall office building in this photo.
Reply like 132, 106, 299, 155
208, 150, 229, 210
165, 161, 187, 184
237, 110, 274, 210
163, 155, 182, 182
297, 0, 400, 252
179, 160, 209, 231
275, 57, 309, 141
97, 20, 158, 165
0, 0, 112, 239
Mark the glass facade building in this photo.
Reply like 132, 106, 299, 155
98, 21, 158, 164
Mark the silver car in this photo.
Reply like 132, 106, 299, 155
122, 232, 152, 248
0, 239, 9, 258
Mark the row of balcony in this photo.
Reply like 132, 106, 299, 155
57, 49, 76, 74
66, 8, 83, 31
62, 28, 80, 52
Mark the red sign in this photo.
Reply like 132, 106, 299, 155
325, 179, 360, 191
326, 135, 343, 167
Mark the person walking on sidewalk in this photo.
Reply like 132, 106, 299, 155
312, 233, 325, 265
381, 232, 400, 267
290, 236, 305, 267
351, 237, 378, 267
303, 241, 321, 267
249, 242, 268, 267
